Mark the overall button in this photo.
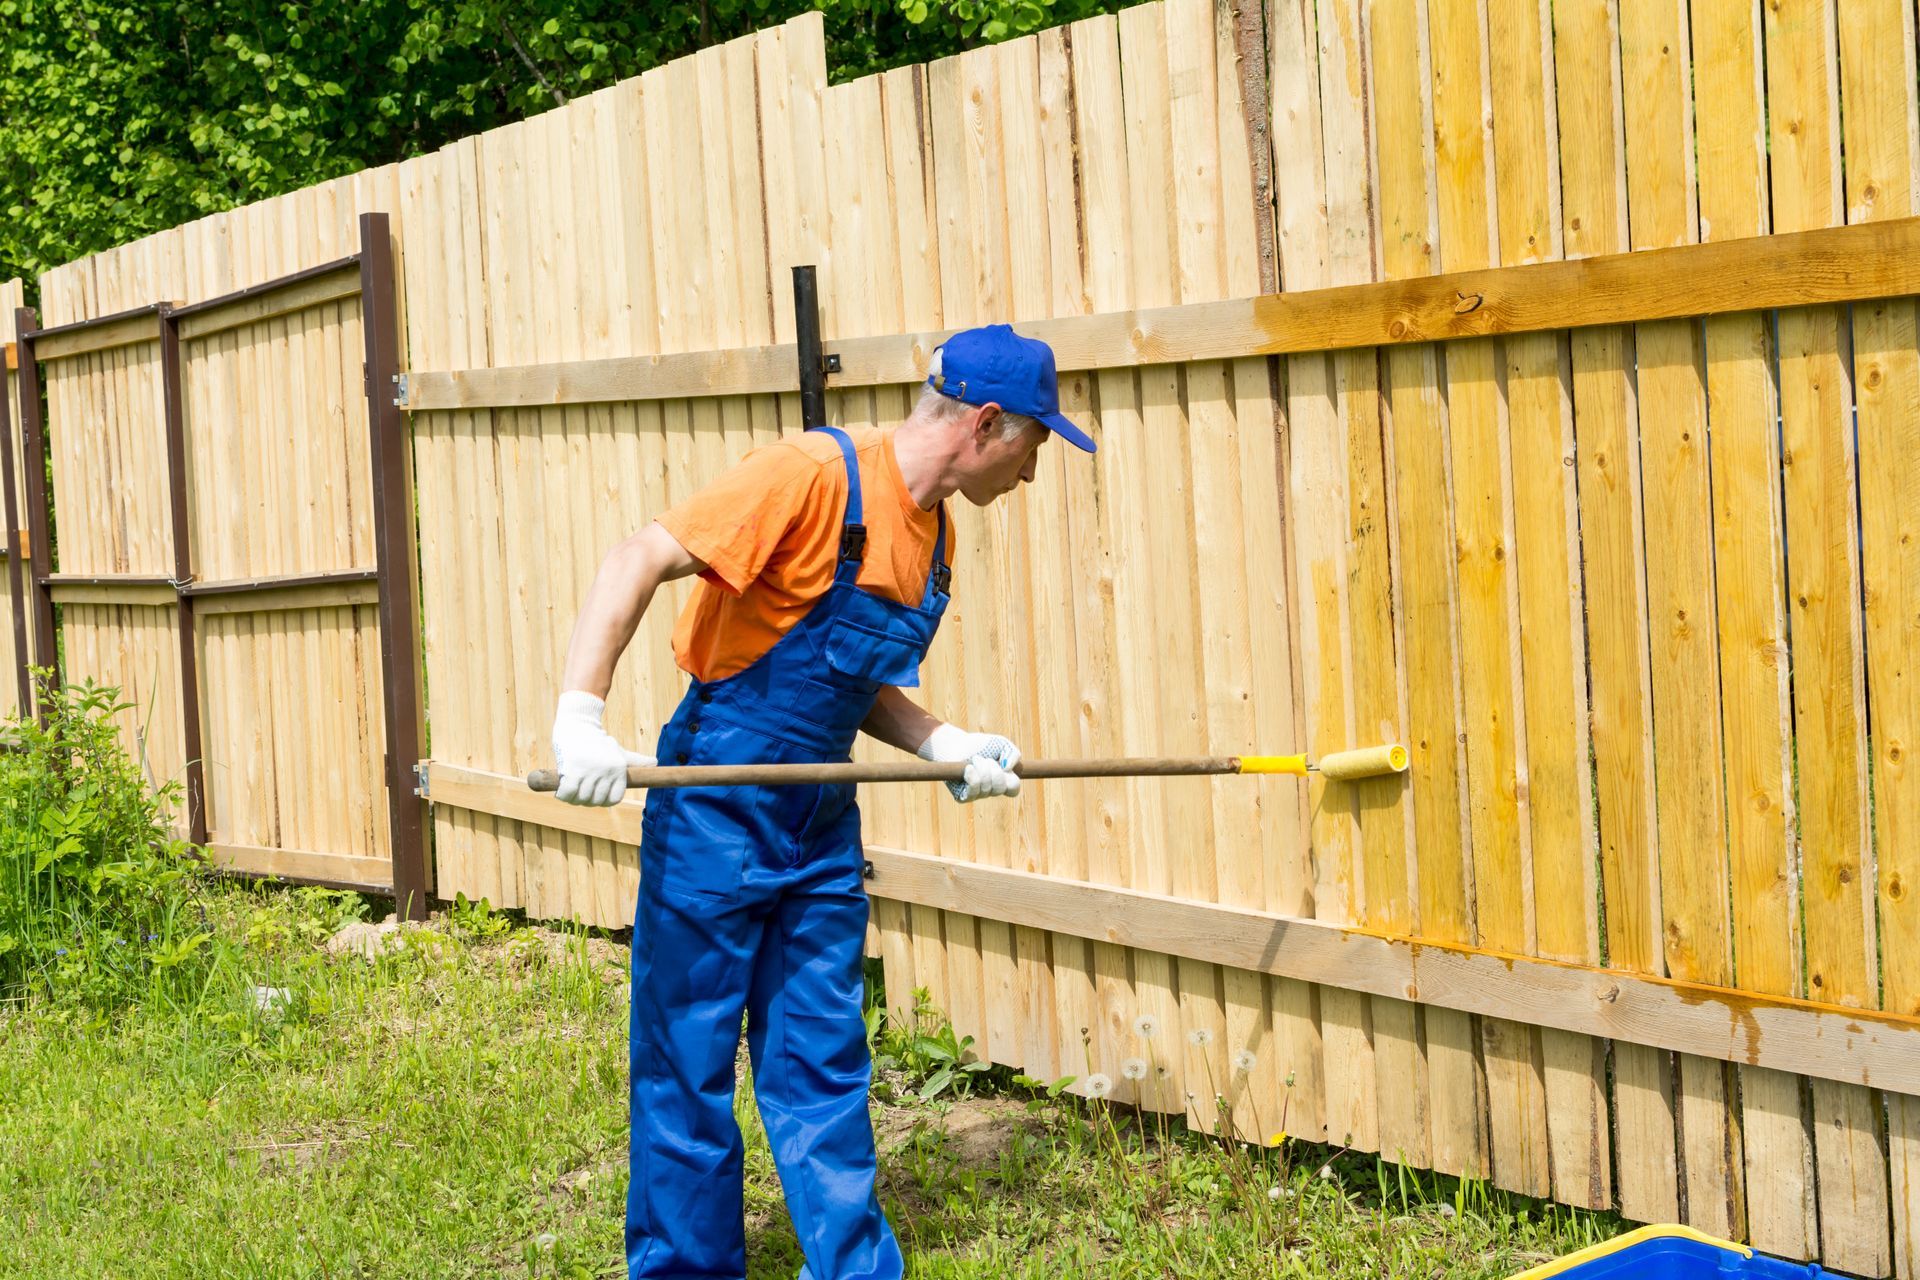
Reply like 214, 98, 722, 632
674, 752, 689, 765
688, 719, 701, 734
697, 689, 713, 704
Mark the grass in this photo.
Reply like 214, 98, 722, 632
4, 880, 1626, 1278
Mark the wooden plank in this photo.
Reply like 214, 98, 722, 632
1689, 0, 1816, 1254
174, 262, 361, 342
1553, 0, 1679, 1226
395, 216, 1920, 411
920, 47, 993, 1074
191, 581, 378, 616
32, 309, 162, 363
1766, 0, 1893, 1267
994, 32, 1069, 1085
1370, 0, 1495, 1184
1619, 0, 1744, 1237
47, 583, 176, 607
1837, 0, 1920, 1271
1157, 0, 1240, 1142
1264, 0, 1332, 1145
479, 115, 558, 916
205, 840, 391, 892
1065, 12, 1150, 1109
1480, 0, 1614, 1213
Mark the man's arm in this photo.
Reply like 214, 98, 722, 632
549, 522, 703, 806
861, 685, 942, 754
560, 521, 705, 697
861, 685, 1022, 803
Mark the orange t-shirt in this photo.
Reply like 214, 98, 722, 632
656, 426, 951, 683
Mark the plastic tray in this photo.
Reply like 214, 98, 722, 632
1508, 1226, 1825, 1279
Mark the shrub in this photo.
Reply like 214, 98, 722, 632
0, 673, 215, 1012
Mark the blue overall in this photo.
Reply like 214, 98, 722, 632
628, 426, 949, 1280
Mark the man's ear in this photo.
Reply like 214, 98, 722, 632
971, 402, 1004, 440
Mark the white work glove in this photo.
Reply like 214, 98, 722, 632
550, 691, 655, 806
916, 723, 1022, 803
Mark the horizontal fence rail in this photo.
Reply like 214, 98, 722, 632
397, 216, 1920, 410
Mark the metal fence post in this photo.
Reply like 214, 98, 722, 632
11, 308, 58, 716
156, 304, 209, 847
357, 213, 431, 922
792, 265, 833, 429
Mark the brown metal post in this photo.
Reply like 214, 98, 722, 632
156, 305, 208, 847
0, 348, 33, 717
12, 309, 59, 714
357, 213, 431, 921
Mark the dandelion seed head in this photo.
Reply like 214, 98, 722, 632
1085, 1072, 1114, 1099
1188, 1027, 1215, 1047
534, 1232, 558, 1250
1232, 1049, 1258, 1072
1316, 1163, 1333, 1181
1267, 1185, 1284, 1201
1438, 1203, 1456, 1219
1132, 1014, 1160, 1040
1121, 1057, 1149, 1081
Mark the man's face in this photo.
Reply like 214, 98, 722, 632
955, 405, 1049, 506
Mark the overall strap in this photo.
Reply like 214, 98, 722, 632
815, 425, 867, 577
928, 503, 952, 597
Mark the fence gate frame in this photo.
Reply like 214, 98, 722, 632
9, 213, 430, 919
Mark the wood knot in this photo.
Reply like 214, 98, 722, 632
1889, 874, 1907, 903
1454, 291, 1484, 315
1388, 318, 1409, 339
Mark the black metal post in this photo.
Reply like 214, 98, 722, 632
793, 265, 827, 429
157, 305, 208, 847
0, 345, 33, 717
357, 213, 431, 922
12, 309, 59, 716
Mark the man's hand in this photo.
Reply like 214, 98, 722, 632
551, 691, 655, 806
916, 723, 1022, 803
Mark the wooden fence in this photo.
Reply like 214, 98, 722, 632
15, 0, 1920, 1268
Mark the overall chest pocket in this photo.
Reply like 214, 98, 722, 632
822, 614, 928, 689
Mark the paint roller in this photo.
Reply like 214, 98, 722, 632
525, 744, 1409, 793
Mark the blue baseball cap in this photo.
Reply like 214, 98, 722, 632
927, 324, 1097, 453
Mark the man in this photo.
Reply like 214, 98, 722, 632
548, 324, 1097, 1280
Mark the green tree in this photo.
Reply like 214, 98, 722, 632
0, 0, 1125, 286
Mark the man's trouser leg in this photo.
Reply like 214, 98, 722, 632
746, 809, 904, 1280
628, 868, 762, 1279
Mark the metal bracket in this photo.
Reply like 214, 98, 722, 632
823, 353, 842, 375
393, 372, 409, 409
413, 760, 430, 798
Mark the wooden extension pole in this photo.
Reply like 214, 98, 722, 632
525, 744, 1408, 793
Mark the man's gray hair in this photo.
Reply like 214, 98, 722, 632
916, 347, 1043, 440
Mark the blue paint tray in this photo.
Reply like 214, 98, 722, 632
1509, 1226, 1826, 1279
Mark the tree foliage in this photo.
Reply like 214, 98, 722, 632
0, 0, 1123, 286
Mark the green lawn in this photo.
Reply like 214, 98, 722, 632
2, 883, 1623, 1278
